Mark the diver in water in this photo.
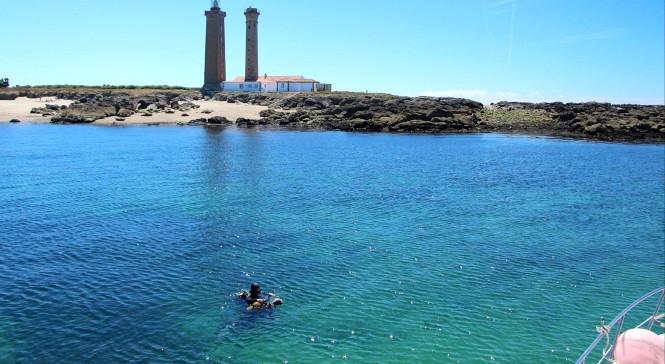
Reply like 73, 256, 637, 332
237, 283, 283, 310
247, 283, 262, 304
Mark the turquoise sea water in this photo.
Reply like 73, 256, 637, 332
0, 124, 663, 363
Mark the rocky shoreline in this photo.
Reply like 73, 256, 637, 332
1, 88, 663, 142
219, 93, 664, 142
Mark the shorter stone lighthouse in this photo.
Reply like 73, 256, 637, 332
244, 7, 260, 82
203, 0, 226, 93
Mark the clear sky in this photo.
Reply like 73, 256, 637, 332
2, 0, 664, 104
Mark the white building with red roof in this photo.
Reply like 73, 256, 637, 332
223, 75, 331, 93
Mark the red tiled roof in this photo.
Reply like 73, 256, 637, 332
230, 75, 319, 83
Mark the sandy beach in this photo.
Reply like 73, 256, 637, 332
0, 97, 73, 122
0, 97, 267, 125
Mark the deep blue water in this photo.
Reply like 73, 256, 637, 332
0, 124, 663, 363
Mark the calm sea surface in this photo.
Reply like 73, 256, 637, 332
0, 124, 663, 363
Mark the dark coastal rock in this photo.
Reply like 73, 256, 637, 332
584, 123, 609, 135
207, 116, 231, 125
0, 93, 18, 100
352, 111, 375, 120
31, 107, 51, 115
243, 93, 485, 134
557, 111, 577, 122
45, 104, 61, 111
136, 99, 152, 110
7, 87, 662, 141
116, 108, 134, 118
392, 120, 438, 132
235, 117, 254, 127
188, 118, 208, 126
9, 119, 21, 123
486, 101, 664, 141
51, 103, 116, 124
179, 102, 200, 111
51, 114, 93, 124
427, 108, 454, 119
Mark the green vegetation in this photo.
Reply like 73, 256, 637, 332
25, 84, 195, 90
480, 109, 552, 127
1, 85, 201, 98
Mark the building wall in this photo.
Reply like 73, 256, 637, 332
221, 81, 325, 93
261, 82, 278, 92
223, 82, 261, 92
276, 82, 316, 92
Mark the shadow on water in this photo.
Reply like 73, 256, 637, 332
202, 126, 230, 187
196, 127, 282, 353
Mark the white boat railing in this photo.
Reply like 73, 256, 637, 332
576, 287, 665, 364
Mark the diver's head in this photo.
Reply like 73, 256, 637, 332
250, 283, 262, 294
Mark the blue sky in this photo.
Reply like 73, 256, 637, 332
1, 0, 663, 104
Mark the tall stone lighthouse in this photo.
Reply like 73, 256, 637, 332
244, 7, 260, 82
203, 0, 226, 93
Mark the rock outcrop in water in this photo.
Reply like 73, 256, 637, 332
213, 93, 664, 142
2, 88, 663, 142
482, 102, 665, 142
218, 93, 484, 133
